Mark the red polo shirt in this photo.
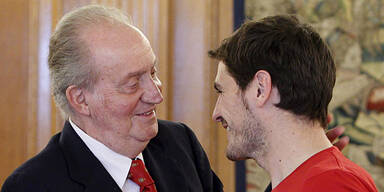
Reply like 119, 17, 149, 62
272, 146, 378, 192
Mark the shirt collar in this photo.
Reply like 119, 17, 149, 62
69, 118, 144, 189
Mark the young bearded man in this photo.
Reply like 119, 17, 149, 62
209, 15, 378, 192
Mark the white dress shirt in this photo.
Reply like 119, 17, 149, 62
69, 119, 141, 192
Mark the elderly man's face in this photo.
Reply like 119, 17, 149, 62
83, 24, 163, 147
212, 62, 266, 161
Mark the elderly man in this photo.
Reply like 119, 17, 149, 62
209, 15, 378, 192
2, 5, 222, 192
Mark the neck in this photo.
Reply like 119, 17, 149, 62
255, 115, 332, 189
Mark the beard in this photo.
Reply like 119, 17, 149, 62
226, 98, 267, 162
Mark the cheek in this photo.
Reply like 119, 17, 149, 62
102, 92, 142, 116
222, 96, 245, 119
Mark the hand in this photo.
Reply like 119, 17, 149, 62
326, 114, 349, 151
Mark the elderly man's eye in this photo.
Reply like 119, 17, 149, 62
151, 69, 158, 78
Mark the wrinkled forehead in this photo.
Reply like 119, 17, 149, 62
84, 24, 153, 62
80, 22, 150, 51
79, 23, 155, 76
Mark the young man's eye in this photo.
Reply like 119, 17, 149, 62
215, 89, 223, 94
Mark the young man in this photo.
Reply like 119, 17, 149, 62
209, 15, 378, 192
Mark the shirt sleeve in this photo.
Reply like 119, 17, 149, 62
303, 169, 376, 192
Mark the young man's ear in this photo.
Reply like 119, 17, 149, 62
247, 70, 272, 106
66, 85, 90, 116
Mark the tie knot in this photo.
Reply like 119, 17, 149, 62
128, 159, 155, 188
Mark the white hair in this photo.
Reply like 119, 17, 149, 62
48, 4, 133, 119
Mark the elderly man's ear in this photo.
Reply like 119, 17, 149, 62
247, 70, 273, 107
66, 85, 90, 116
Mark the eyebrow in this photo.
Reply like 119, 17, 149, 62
124, 70, 146, 79
118, 60, 157, 85
130, 59, 158, 76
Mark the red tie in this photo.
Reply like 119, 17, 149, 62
128, 159, 157, 192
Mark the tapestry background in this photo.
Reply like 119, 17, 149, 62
244, 0, 384, 191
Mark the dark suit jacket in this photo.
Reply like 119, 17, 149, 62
265, 183, 272, 192
1, 120, 223, 192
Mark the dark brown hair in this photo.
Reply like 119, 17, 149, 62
209, 15, 336, 128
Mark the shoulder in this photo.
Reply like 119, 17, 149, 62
300, 147, 378, 191
153, 120, 223, 191
152, 120, 209, 169
303, 169, 377, 192
10, 133, 65, 175
2, 133, 70, 191
157, 119, 192, 133
156, 119, 198, 143
154, 120, 201, 154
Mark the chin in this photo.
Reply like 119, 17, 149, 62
226, 152, 246, 161
149, 125, 158, 138
226, 145, 247, 161
143, 124, 158, 140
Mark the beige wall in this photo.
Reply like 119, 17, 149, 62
0, 0, 235, 191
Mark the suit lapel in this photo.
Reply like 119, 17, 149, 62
59, 121, 121, 192
143, 124, 188, 192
